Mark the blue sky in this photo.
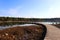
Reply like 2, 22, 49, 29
0, 0, 60, 18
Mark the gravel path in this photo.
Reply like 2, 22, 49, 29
44, 24, 60, 40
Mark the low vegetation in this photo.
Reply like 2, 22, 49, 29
52, 24, 60, 28
0, 25, 44, 40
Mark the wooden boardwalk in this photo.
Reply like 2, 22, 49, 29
44, 24, 60, 40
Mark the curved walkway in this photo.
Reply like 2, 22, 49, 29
44, 24, 60, 40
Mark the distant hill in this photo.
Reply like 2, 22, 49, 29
0, 17, 60, 22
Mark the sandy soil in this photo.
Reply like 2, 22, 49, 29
44, 24, 60, 40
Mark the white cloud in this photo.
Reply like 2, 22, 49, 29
8, 9, 18, 15
0, 6, 22, 17
47, 6, 60, 18
43, 0, 60, 18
